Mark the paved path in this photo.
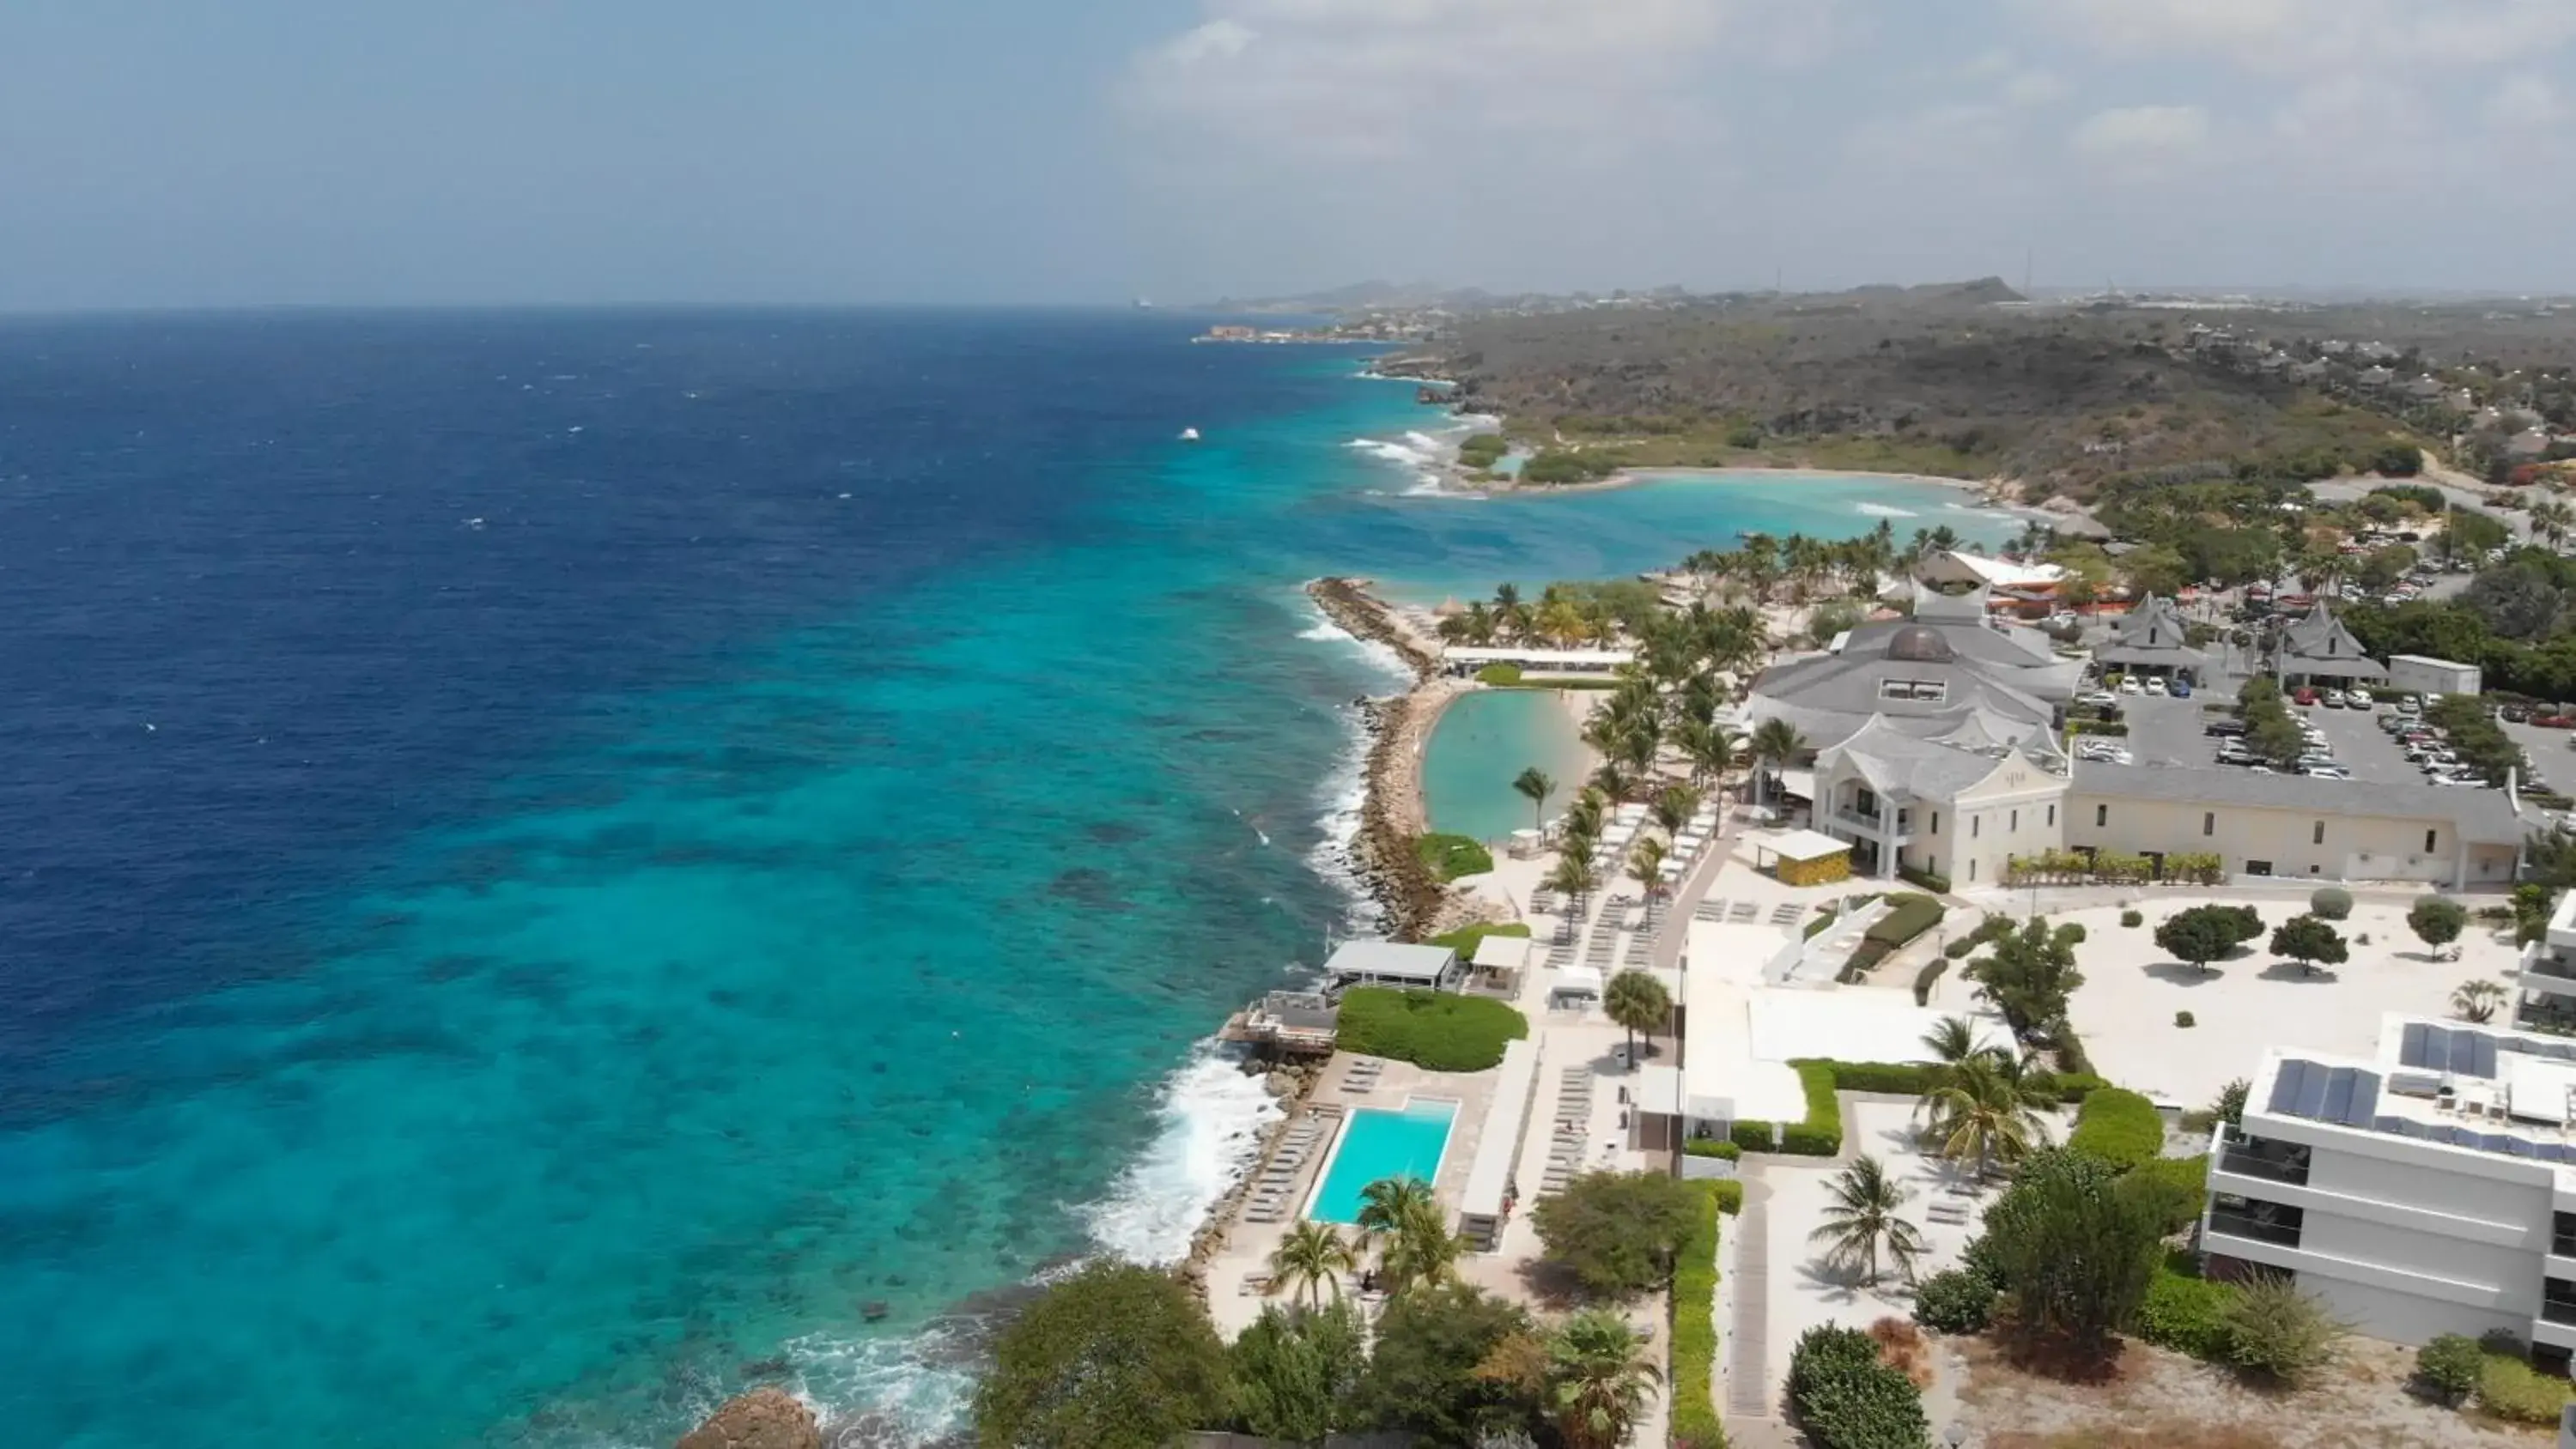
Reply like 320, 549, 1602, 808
1725, 1173, 1774, 1418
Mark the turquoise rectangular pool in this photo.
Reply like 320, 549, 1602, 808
1308, 1098, 1459, 1224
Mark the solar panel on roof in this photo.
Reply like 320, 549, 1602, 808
2482, 1133, 2515, 1152
2294, 1064, 2333, 1119
2544, 1143, 2569, 1162
2394, 1119, 2428, 1138
2510, 1137, 2541, 1157
2476, 1034, 2499, 1077
2321, 1069, 2356, 1124
2268, 1059, 2312, 1116
2345, 1072, 2380, 1125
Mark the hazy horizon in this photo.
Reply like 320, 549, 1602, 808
4, 1, 2573, 310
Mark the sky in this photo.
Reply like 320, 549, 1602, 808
3, 0, 2573, 309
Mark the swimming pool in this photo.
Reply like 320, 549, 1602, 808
1307, 1098, 1460, 1224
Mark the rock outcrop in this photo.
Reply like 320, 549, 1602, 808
677, 1388, 821, 1449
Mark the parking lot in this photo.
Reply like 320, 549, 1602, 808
2500, 717, 2573, 794
2108, 689, 2452, 788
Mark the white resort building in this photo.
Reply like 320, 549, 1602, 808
2208, 1011, 2576, 1365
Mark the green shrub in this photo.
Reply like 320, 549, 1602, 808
1817, 1061, 1937, 1095
1532, 1171, 1706, 1296
1713, 1179, 1744, 1215
1682, 1138, 1741, 1161
1788, 1325, 1930, 1449
2175, 1010, 2196, 1028
2309, 887, 2354, 921
2413, 1334, 2482, 1405
2121, 1155, 2209, 1237
1668, 1183, 1725, 1448
2121, 909, 2144, 928
1777, 1061, 1844, 1156
2069, 718, 2130, 737
2028, 1070, 2110, 1106
1455, 433, 1509, 466
1841, 938, 1894, 977
2068, 1088, 2165, 1170
1333, 988, 1528, 1071
1899, 864, 1951, 894
2059, 923, 2087, 944
1912, 1267, 1997, 1334
1413, 833, 1494, 881
2478, 1353, 2576, 1424
2220, 1274, 2347, 1386
1729, 1119, 1776, 1151
1426, 922, 1529, 962
1868, 893, 1946, 949
1912, 958, 1947, 1006
2132, 1261, 2238, 1361
1473, 663, 1522, 686
2055, 1028, 2094, 1078
1804, 910, 1838, 940
1943, 937, 1978, 959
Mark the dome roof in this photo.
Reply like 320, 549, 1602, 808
1885, 625, 1957, 664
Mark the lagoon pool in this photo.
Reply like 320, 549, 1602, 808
1423, 689, 1589, 845
1308, 1099, 1459, 1225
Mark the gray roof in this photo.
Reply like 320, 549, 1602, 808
2099, 596, 2210, 670
2281, 605, 2386, 679
2072, 761, 2525, 845
1748, 619, 2078, 752
1820, 716, 2034, 801
1847, 615, 2065, 676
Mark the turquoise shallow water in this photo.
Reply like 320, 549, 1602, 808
1308, 1100, 1459, 1225
1422, 690, 1591, 846
0, 318, 2020, 1449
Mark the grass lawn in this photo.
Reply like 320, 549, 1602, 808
1334, 988, 1528, 1072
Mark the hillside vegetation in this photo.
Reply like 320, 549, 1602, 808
1425, 284, 2456, 500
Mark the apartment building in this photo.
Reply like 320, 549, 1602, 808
2207, 1014, 2576, 1365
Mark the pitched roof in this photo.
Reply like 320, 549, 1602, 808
2280, 604, 2387, 679
2072, 761, 2524, 845
2097, 596, 2210, 670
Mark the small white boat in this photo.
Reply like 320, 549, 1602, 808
1179, 427, 1201, 442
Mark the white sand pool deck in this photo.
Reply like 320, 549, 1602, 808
2050, 895, 2514, 1107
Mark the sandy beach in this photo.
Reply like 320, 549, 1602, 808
1528, 463, 2005, 500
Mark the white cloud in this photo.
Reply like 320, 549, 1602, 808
2034, 0, 2576, 73
2002, 70, 2069, 106
2069, 104, 2211, 161
2488, 72, 2569, 129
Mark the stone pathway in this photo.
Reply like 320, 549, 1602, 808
1726, 1175, 1774, 1418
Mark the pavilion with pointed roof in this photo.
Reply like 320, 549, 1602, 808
2279, 603, 2388, 686
2095, 594, 2211, 682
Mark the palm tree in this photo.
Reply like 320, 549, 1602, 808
1358, 1175, 1456, 1294
1546, 1310, 1663, 1449
1807, 1155, 1928, 1286
2452, 978, 2506, 1024
1650, 783, 1704, 840
1563, 787, 1607, 842
1589, 760, 1633, 803
1267, 1220, 1359, 1307
1512, 766, 1557, 834
1492, 583, 1526, 640
1628, 836, 1669, 924
1920, 1015, 1984, 1066
1545, 852, 1599, 915
1917, 1053, 2050, 1177
1747, 718, 1807, 809
1604, 968, 1672, 1069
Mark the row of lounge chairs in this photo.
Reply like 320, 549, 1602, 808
1692, 896, 1762, 924
1242, 1117, 1328, 1225
1340, 1058, 1382, 1094
1539, 1066, 1594, 1197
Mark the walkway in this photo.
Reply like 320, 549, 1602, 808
1725, 1174, 1774, 1419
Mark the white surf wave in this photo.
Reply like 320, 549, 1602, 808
1078, 1041, 1287, 1266
1295, 602, 1412, 684
781, 1320, 981, 1447
1853, 501, 1919, 519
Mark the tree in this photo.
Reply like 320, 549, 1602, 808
1976, 1149, 2163, 1355
2154, 905, 2261, 975
1268, 1221, 1360, 1308
1627, 837, 1669, 925
1748, 718, 1807, 808
1919, 1015, 1984, 1065
2213, 1077, 2250, 1126
1529, 1170, 1704, 1298
2415, 1333, 2484, 1406
1651, 782, 1704, 839
1358, 1284, 1539, 1446
1807, 1155, 1929, 1286
1358, 1176, 1458, 1295
1969, 919, 2087, 1040
1229, 1300, 1366, 1443
1546, 1310, 1662, 1449
1917, 1054, 2050, 1177
2269, 913, 2348, 976
1511, 767, 1556, 834
1603, 969, 1671, 1070
971, 1261, 1230, 1449
1786, 1325, 1930, 1449
2408, 895, 2468, 960
2452, 978, 2506, 1024
2221, 1273, 2349, 1388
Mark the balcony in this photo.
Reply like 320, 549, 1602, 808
2217, 1130, 2312, 1187
2208, 1204, 2304, 1249
2544, 1292, 2576, 1328
2525, 946, 2576, 995
1831, 807, 1915, 841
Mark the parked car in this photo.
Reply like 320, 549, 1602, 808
2118, 676, 2143, 695
2397, 696, 2421, 716
2206, 718, 2246, 737
2170, 678, 2193, 699
2347, 688, 2373, 707
2079, 689, 2118, 709
2301, 765, 2354, 780
2142, 676, 2167, 695
2536, 715, 2576, 730
2293, 687, 2319, 706
2323, 690, 2348, 708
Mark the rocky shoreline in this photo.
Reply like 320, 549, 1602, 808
1307, 576, 1455, 943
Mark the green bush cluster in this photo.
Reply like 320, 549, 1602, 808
2068, 1088, 2165, 1169
1519, 449, 1625, 485
2068, 718, 2130, 737
1668, 1183, 1725, 1448
2412, 1334, 2482, 1405
1681, 1138, 1741, 1161
1912, 958, 1947, 1006
2477, 1352, 2576, 1424
1333, 989, 1528, 1072
1455, 433, 1509, 468
1729, 1119, 1776, 1151
1413, 833, 1494, 881
1713, 1179, 1744, 1216
1473, 663, 1522, 685
2176, 1010, 2196, 1028
1426, 921, 1528, 962
2131, 1259, 2238, 1360
2122, 1155, 2210, 1236
1868, 893, 1946, 949
2308, 887, 2354, 921
1898, 864, 1951, 894
2122, 909, 2143, 928
1788, 1325, 1929, 1449
1911, 1268, 1997, 1334
1942, 937, 1978, 959
1781, 1062, 1844, 1155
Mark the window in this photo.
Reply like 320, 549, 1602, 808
2548, 1277, 2576, 1327
2202, 811, 2215, 837
2427, 829, 2439, 853
1929, 812, 1940, 834
2312, 822, 2324, 846
2048, 804, 2057, 828
2010, 809, 2020, 832
2095, 803, 2107, 828
1969, 859, 1978, 882
2553, 1210, 2576, 1258
2246, 859, 2272, 876
1972, 816, 1981, 839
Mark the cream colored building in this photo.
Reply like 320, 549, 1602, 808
1811, 718, 2071, 887
2069, 764, 2522, 888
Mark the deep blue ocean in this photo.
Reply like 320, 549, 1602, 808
0, 311, 2016, 1448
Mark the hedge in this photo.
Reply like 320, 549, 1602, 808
1867, 893, 1945, 949
1669, 1182, 1726, 1449
2068, 1088, 2165, 1170
1713, 1179, 1744, 1215
2133, 1255, 2237, 1360
2480, 1352, 2576, 1424
1333, 988, 1528, 1071
1734, 1060, 2111, 1158
1912, 958, 1947, 1006
1780, 1061, 1844, 1156
2069, 718, 2130, 737
2124, 1154, 2211, 1237
1414, 833, 1495, 881
1683, 1138, 1742, 1161
1473, 663, 1522, 685
1730, 1119, 1777, 1151
1898, 864, 1951, 894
